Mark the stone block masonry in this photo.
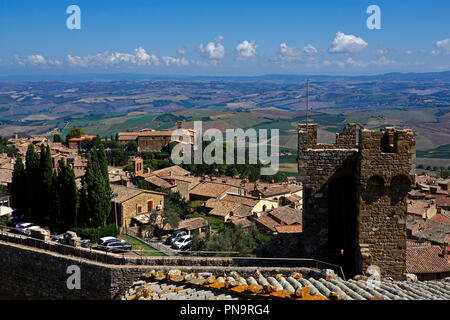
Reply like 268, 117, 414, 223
298, 123, 415, 280
0, 240, 324, 299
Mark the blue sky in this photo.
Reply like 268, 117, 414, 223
0, 0, 449, 76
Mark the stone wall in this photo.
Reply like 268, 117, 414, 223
0, 240, 324, 299
297, 123, 415, 280
357, 127, 415, 279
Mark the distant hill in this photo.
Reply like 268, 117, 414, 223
1, 71, 449, 82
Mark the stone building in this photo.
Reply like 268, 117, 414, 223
110, 184, 165, 227
118, 127, 195, 152
298, 123, 416, 279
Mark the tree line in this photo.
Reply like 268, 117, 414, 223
10, 143, 112, 230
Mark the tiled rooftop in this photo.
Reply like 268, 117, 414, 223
407, 245, 450, 274
269, 206, 302, 225
190, 182, 232, 199
123, 269, 450, 300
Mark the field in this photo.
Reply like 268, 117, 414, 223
0, 74, 449, 170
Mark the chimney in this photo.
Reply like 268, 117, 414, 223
442, 242, 448, 257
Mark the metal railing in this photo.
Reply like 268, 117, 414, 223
0, 224, 346, 279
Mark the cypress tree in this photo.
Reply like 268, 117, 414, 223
25, 144, 40, 220
58, 159, 78, 227
11, 156, 27, 214
98, 144, 112, 225
49, 170, 60, 223
78, 185, 89, 227
39, 144, 54, 221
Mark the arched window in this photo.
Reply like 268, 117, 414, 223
389, 175, 412, 204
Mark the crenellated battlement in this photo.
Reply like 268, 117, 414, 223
298, 122, 416, 280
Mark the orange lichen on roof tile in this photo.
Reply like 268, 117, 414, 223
294, 286, 328, 301
246, 284, 264, 294
230, 285, 248, 294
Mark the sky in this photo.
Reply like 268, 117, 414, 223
0, 0, 449, 76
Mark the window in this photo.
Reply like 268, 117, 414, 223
147, 201, 153, 212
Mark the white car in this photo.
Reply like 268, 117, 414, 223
97, 236, 125, 250
23, 225, 41, 235
172, 235, 192, 250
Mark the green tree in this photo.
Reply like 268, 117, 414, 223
82, 147, 111, 227
10, 156, 27, 213
57, 159, 79, 227
49, 172, 61, 223
66, 127, 86, 141
39, 145, 54, 220
53, 134, 62, 143
25, 144, 40, 220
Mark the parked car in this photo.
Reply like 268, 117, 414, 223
104, 241, 132, 253
164, 229, 187, 245
23, 225, 41, 235
51, 234, 65, 243
180, 240, 192, 251
13, 222, 35, 234
172, 235, 192, 250
81, 239, 91, 248
96, 236, 125, 251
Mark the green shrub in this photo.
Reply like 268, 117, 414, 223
71, 224, 120, 243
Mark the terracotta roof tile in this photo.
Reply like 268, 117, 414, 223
190, 182, 231, 199
253, 212, 280, 232
269, 206, 302, 225
275, 224, 302, 233
406, 245, 450, 274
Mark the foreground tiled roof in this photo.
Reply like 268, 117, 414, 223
123, 269, 450, 300
407, 245, 450, 274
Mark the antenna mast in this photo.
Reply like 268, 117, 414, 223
306, 79, 309, 127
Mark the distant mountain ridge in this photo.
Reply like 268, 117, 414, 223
1, 71, 449, 82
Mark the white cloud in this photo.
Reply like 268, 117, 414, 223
65, 47, 160, 68
370, 56, 396, 66
198, 36, 225, 62
235, 40, 258, 59
405, 50, 413, 55
27, 54, 47, 65
344, 57, 367, 67
162, 56, 190, 66
436, 38, 450, 54
376, 49, 387, 55
328, 32, 368, 53
333, 57, 367, 68
274, 43, 319, 64
177, 46, 187, 55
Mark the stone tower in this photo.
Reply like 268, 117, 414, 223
134, 157, 144, 176
298, 123, 415, 279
